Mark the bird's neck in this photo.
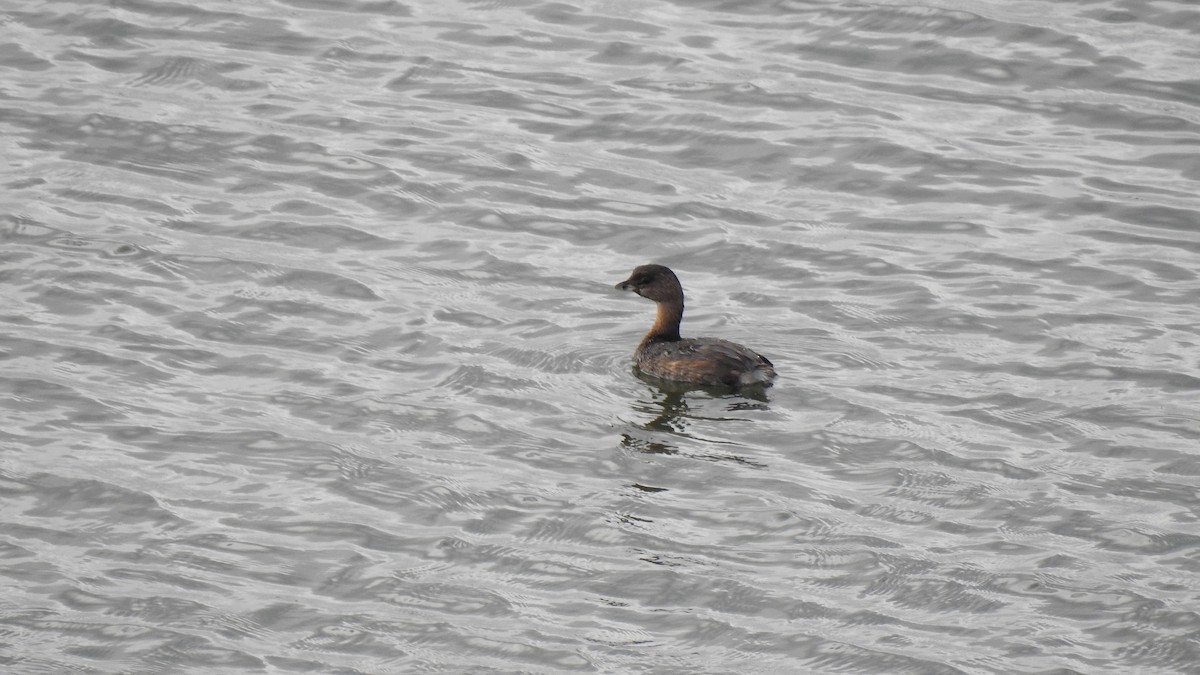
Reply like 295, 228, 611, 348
644, 300, 683, 343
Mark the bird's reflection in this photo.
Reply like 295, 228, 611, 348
619, 368, 771, 463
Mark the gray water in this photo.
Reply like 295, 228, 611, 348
3, 0, 1199, 673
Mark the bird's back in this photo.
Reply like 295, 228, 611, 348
635, 337, 776, 387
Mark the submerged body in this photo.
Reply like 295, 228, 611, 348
615, 264, 776, 388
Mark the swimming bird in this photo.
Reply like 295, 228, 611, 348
615, 264, 776, 387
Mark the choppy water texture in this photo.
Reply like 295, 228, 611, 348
2, 0, 1200, 673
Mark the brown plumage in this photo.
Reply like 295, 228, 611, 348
615, 264, 776, 388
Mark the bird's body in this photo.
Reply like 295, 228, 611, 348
615, 264, 776, 388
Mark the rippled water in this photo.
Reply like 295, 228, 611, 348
3, 0, 1200, 673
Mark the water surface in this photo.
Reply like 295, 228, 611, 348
3, 0, 1200, 673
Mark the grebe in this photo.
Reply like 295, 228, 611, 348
615, 264, 776, 388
